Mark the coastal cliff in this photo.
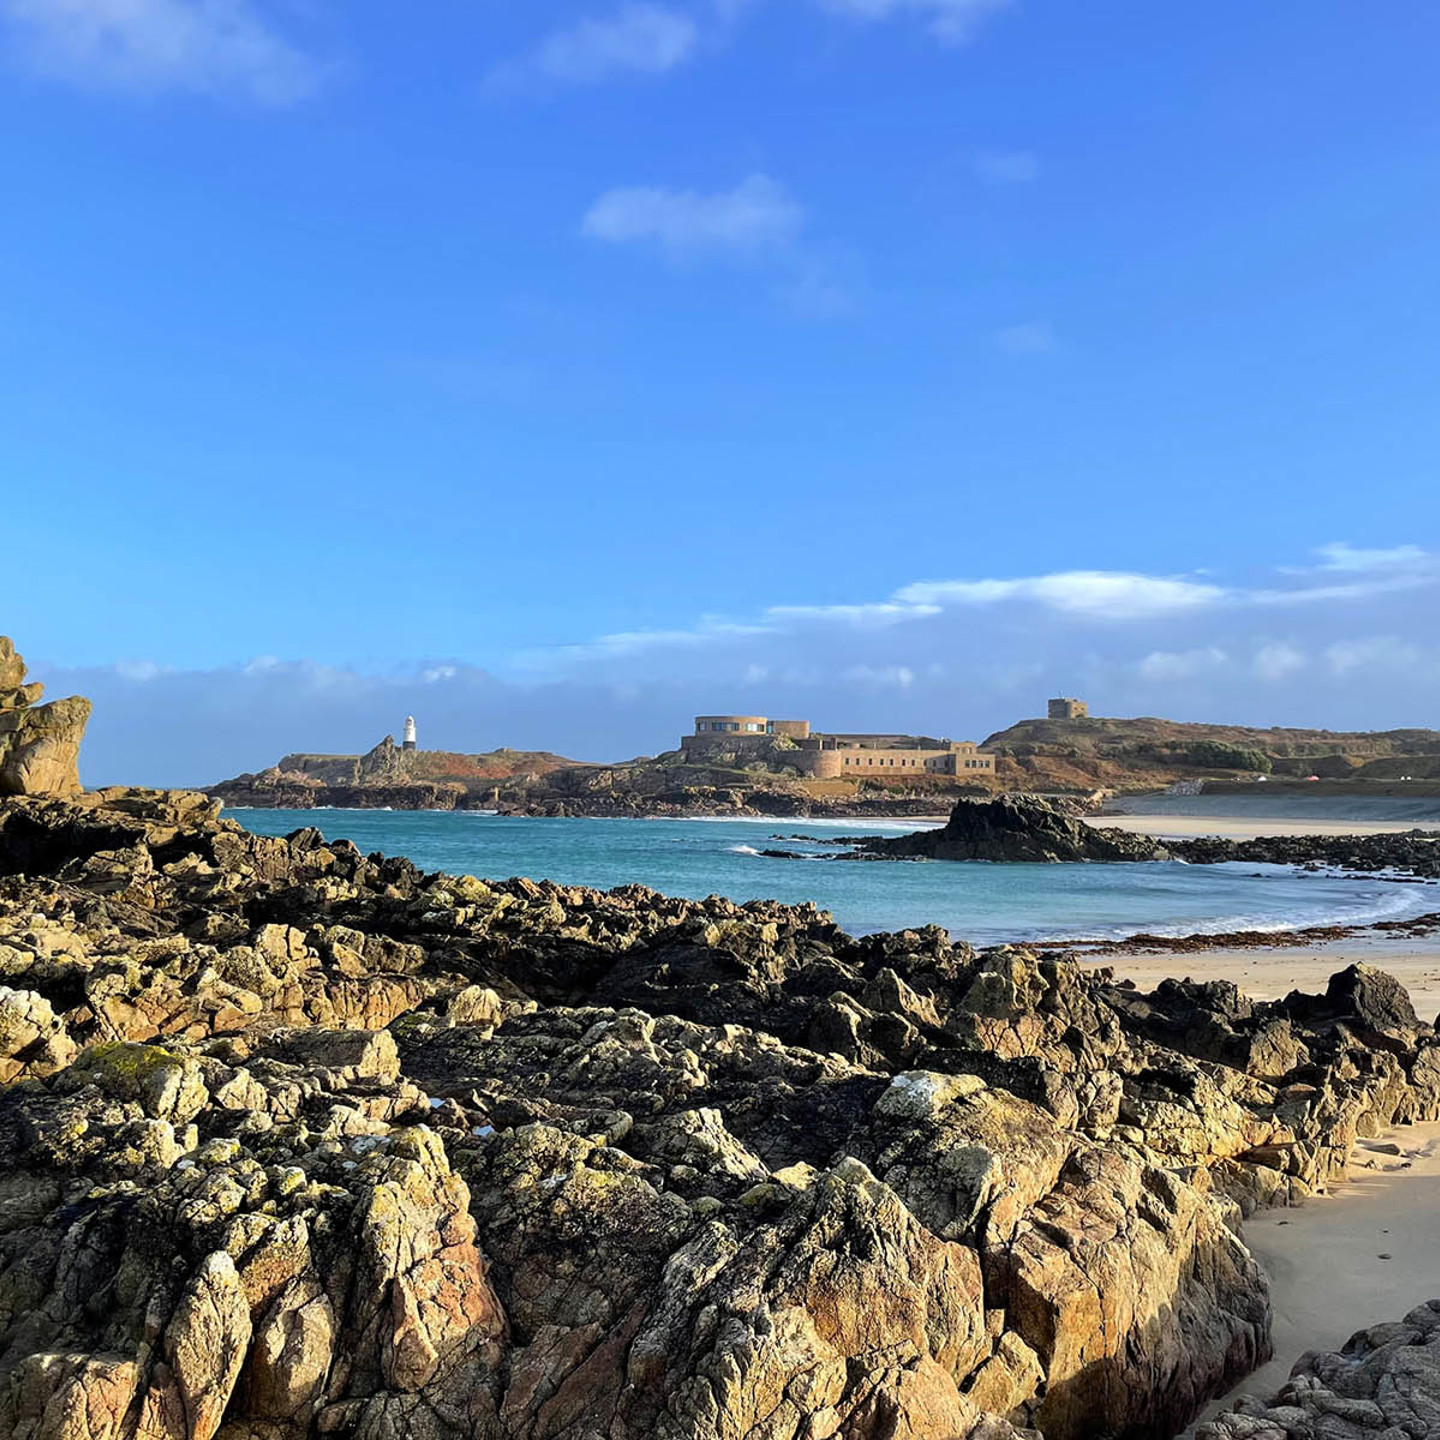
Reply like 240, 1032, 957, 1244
2, 787, 1439, 1440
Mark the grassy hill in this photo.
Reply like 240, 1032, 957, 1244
983, 715, 1440, 790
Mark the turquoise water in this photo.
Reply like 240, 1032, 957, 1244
224, 809, 1439, 946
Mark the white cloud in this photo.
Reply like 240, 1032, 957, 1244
1312, 541, 1429, 573
844, 664, 916, 687
113, 658, 167, 682
995, 320, 1057, 354
515, 544, 1440, 683
491, 3, 698, 89
1253, 643, 1307, 682
1325, 637, 1428, 676
896, 571, 1228, 620
973, 149, 1037, 183
818, 0, 1012, 46
582, 173, 803, 261
2, 0, 318, 103
421, 665, 458, 684
1136, 646, 1227, 682
765, 600, 940, 627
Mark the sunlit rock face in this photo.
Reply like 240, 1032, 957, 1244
0, 636, 91, 796
0, 784, 1437, 1440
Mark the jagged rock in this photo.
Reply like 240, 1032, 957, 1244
864, 794, 1170, 863
0, 639, 90, 797
1197, 1298, 1440, 1439
0, 786, 1437, 1440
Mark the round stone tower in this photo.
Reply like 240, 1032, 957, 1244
402, 716, 417, 752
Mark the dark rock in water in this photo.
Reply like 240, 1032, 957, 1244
2, 785, 1440, 1440
863, 792, 1170, 863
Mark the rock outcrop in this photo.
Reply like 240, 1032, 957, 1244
1197, 1298, 1440, 1439
864, 794, 1171, 863
0, 788, 1437, 1440
0, 636, 90, 796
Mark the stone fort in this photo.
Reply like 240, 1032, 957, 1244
680, 715, 995, 780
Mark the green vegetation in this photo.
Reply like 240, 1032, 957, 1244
1185, 741, 1273, 773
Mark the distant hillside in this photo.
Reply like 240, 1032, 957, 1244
983, 715, 1440, 789
273, 739, 585, 787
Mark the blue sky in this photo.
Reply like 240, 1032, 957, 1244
2, 0, 1438, 783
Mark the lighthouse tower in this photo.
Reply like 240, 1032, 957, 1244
402, 716, 417, 752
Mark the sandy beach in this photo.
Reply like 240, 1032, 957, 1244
1185, 1120, 1440, 1432
1088, 937, 1440, 1018
1090, 922, 1440, 1432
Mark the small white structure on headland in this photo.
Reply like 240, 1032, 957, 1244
402, 716, 417, 752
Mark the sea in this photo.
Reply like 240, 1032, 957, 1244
223, 806, 1440, 949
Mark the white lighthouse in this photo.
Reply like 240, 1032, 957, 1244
402, 715, 417, 752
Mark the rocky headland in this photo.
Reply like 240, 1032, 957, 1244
3, 784, 1440, 1440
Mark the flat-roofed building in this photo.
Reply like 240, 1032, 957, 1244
680, 715, 994, 779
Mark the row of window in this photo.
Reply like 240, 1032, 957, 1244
698, 721, 771, 733
840, 754, 994, 770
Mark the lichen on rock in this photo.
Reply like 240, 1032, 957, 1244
0, 785, 1437, 1440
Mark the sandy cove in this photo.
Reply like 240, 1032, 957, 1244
1082, 807, 1440, 1429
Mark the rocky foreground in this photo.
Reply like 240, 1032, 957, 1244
2, 791, 1440, 1440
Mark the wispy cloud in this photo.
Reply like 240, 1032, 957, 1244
766, 600, 940, 626
995, 320, 1058, 355
973, 148, 1038, 183
1253, 643, 1307, 682
113, 658, 169, 682
487, 3, 699, 91
1326, 637, 1431, 677
844, 663, 917, 687
818, 0, 1012, 46
582, 173, 804, 262
513, 544, 1440, 684
1136, 646, 1228, 682
1312, 541, 1429, 573
895, 571, 1226, 619
1, 0, 319, 103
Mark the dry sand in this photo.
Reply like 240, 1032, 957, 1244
1088, 938, 1440, 1019
1091, 932, 1440, 1433
1088, 813, 1440, 841
1185, 1121, 1440, 1432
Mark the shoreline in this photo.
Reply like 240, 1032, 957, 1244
1081, 931, 1440, 1020
1184, 1118, 1440, 1435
